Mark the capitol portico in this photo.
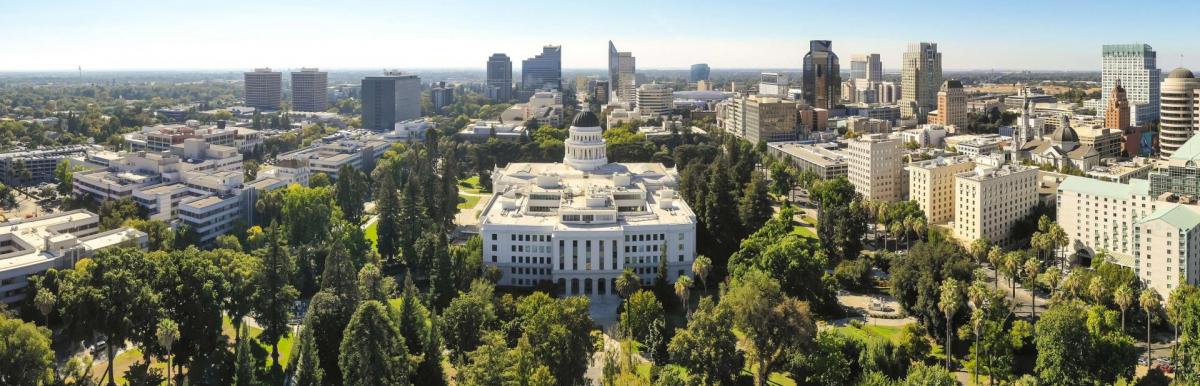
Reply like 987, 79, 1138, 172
477, 110, 698, 299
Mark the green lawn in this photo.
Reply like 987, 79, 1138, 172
92, 316, 294, 384
457, 176, 484, 194
831, 323, 905, 344
800, 215, 817, 226
458, 193, 481, 209
364, 221, 378, 247
790, 225, 817, 239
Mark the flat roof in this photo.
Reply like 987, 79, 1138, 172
1059, 176, 1150, 200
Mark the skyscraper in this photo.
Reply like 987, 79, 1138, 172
1101, 44, 1160, 126
690, 63, 710, 83
850, 54, 882, 82
1159, 68, 1200, 158
900, 43, 943, 123
244, 68, 281, 110
361, 71, 421, 131
291, 68, 328, 112
522, 45, 562, 93
802, 40, 840, 109
608, 41, 636, 100
486, 53, 513, 102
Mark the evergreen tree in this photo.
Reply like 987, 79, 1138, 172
375, 173, 401, 261
413, 313, 448, 386
252, 223, 298, 368
737, 171, 774, 234
334, 165, 368, 224
233, 325, 258, 386
340, 301, 410, 386
290, 325, 324, 386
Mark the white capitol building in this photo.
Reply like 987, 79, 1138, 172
478, 110, 697, 298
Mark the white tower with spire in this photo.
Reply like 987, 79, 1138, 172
563, 109, 608, 171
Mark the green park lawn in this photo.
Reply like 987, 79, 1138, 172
831, 323, 906, 344
458, 193, 481, 209
790, 224, 817, 239
457, 176, 484, 194
364, 221, 378, 247
91, 316, 294, 384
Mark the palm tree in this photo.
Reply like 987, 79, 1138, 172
1140, 289, 1162, 365
1062, 270, 1084, 300
939, 278, 963, 370
912, 217, 928, 243
615, 268, 640, 300
1049, 224, 1068, 271
157, 318, 180, 386
1166, 285, 1193, 363
1114, 284, 1133, 331
987, 246, 1003, 289
1088, 277, 1107, 306
876, 201, 889, 244
34, 287, 56, 325
675, 276, 693, 318
970, 308, 985, 385
1003, 252, 1023, 301
969, 238, 990, 266
888, 222, 904, 251
1023, 258, 1041, 318
691, 255, 712, 293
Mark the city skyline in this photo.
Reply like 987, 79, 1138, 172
2, 0, 1199, 72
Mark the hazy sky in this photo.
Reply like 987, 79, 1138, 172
3, 0, 1198, 72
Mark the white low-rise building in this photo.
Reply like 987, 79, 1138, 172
125, 121, 262, 155
478, 111, 696, 299
0, 210, 147, 304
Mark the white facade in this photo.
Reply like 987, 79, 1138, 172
635, 84, 674, 117
1158, 68, 1200, 158
1101, 44, 1160, 125
477, 111, 697, 299
953, 164, 1038, 246
1133, 204, 1200, 298
848, 134, 904, 202
0, 211, 146, 304
1056, 176, 1156, 266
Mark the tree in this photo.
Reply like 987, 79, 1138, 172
668, 297, 743, 385
1115, 284, 1134, 332
723, 270, 817, 386
515, 292, 597, 385
901, 363, 957, 386
334, 164, 369, 224
290, 325, 324, 386
737, 171, 774, 233
675, 276, 693, 317
987, 246, 1003, 289
1024, 258, 1042, 318
0, 314, 54, 386
156, 319, 179, 386
340, 301, 411, 386
233, 325, 258, 386
375, 173, 401, 261
615, 268, 640, 299
1141, 289, 1162, 365
1036, 301, 1136, 385
621, 290, 665, 343
938, 278, 963, 369
309, 172, 333, 188
54, 159, 76, 196
890, 239, 974, 337
252, 224, 298, 368
98, 197, 142, 230
443, 281, 497, 361
692, 255, 712, 292
33, 287, 55, 325
282, 184, 336, 245
457, 332, 511, 386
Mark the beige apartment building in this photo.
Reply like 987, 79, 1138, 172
907, 155, 974, 224
1134, 203, 1200, 298
1056, 176, 1156, 266
848, 134, 904, 202
953, 164, 1038, 246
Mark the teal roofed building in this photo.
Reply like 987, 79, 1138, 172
1149, 134, 1200, 198
1133, 203, 1200, 298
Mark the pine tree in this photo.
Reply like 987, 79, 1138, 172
252, 223, 298, 368
290, 326, 324, 386
429, 231, 455, 309
375, 174, 401, 261
340, 301, 410, 386
413, 313, 448, 386
233, 325, 258, 386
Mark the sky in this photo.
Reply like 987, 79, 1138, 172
2, 0, 1198, 72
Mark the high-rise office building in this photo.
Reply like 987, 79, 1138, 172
930, 80, 967, 129
291, 68, 328, 112
430, 81, 455, 115
635, 83, 673, 116
608, 41, 636, 100
847, 134, 904, 202
901, 43, 943, 123
487, 53, 513, 102
802, 40, 840, 109
1101, 44, 1160, 125
244, 68, 282, 110
522, 45, 562, 92
850, 53, 882, 82
1159, 68, 1200, 158
690, 63, 710, 83
361, 71, 421, 131
593, 80, 610, 105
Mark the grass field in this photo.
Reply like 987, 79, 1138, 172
364, 221, 378, 247
790, 225, 817, 239
458, 194, 481, 209
831, 323, 906, 343
91, 316, 294, 384
457, 176, 484, 194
